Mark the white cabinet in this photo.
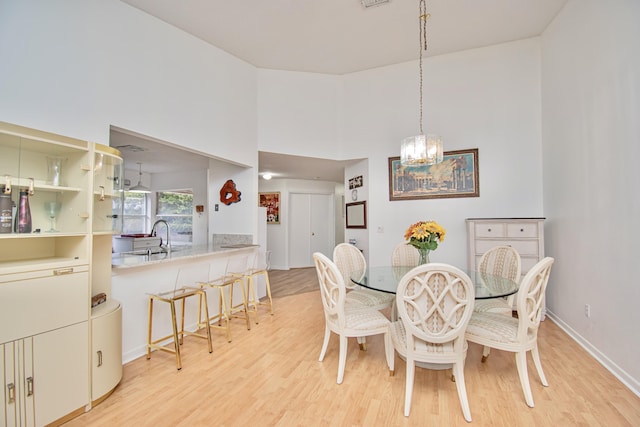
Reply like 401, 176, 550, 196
1, 323, 88, 427
91, 302, 122, 404
0, 121, 123, 425
466, 218, 545, 313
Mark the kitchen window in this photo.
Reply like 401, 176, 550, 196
122, 191, 148, 234
155, 190, 193, 247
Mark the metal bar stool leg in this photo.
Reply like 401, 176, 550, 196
245, 274, 260, 324
198, 289, 213, 353
169, 299, 183, 370
146, 296, 154, 360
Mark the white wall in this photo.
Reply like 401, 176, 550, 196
0, 0, 259, 239
257, 69, 342, 157
541, 0, 640, 393
340, 39, 544, 268
344, 160, 370, 262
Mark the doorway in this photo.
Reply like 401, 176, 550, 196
288, 193, 335, 268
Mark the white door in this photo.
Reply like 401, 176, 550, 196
289, 193, 334, 268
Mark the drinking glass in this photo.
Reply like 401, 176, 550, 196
44, 202, 62, 232
46, 157, 64, 186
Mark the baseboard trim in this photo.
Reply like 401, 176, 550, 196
546, 310, 640, 398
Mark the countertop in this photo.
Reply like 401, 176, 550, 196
111, 244, 259, 269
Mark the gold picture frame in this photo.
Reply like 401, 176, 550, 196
388, 148, 479, 201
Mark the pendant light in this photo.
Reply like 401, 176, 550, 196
400, 0, 443, 166
129, 162, 151, 193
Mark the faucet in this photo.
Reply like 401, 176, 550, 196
150, 219, 171, 253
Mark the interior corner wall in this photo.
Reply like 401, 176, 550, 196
541, 0, 640, 393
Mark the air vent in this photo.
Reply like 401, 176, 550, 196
361, 0, 390, 9
114, 144, 147, 152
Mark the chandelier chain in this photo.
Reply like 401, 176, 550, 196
418, 0, 429, 136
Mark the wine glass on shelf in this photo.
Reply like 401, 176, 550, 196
44, 201, 62, 232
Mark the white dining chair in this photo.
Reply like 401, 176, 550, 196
473, 245, 521, 315
333, 243, 394, 312
389, 263, 475, 421
465, 257, 554, 408
391, 243, 421, 267
313, 252, 393, 384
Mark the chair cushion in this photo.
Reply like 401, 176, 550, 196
390, 321, 458, 355
345, 288, 394, 309
466, 311, 521, 344
343, 306, 390, 330
474, 298, 512, 314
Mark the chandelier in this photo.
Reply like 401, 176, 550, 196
400, 0, 443, 166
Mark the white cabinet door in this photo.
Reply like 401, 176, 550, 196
32, 323, 89, 427
2, 339, 36, 427
288, 193, 334, 268
91, 304, 123, 403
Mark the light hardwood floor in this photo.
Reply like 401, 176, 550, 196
65, 268, 640, 426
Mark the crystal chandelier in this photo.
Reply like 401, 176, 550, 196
400, 0, 443, 166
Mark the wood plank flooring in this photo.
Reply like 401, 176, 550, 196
64, 268, 640, 426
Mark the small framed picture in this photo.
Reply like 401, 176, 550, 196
259, 192, 280, 224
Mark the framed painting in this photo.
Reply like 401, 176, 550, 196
388, 148, 479, 201
346, 201, 367, 229
259, 192, 280, 224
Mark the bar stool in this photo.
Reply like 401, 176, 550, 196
244, 250, 274, 320
197, 256, 253, 342
146, 266, 213, 370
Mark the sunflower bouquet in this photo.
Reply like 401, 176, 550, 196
404, 220, 446, 263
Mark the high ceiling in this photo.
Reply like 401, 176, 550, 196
121, 0, 567, 75
116, 0, 568, 182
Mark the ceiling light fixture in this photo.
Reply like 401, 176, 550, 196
400, 0, 443, 166
129, 162, 151, 193
262, 173, 272, 180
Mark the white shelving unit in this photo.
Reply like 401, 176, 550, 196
0, 121, 124, 426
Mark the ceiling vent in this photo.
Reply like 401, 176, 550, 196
361, 0, 390, 9
114, 144, 147, 152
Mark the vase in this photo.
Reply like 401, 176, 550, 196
419, 248, 430, 264
15, 189, 31, 233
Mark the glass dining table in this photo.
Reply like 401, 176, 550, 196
350, 266, 518, 299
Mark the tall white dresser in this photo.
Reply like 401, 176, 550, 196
466, 218, 545, 313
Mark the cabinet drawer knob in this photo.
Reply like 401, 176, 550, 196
53, 267, 74, 275
487, 228, 492, 232
520, 228, 524, 232
97, 350, 103, 367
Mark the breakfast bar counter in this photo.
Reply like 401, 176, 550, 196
111, 243, 259, 269
111, 243, 260, 362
